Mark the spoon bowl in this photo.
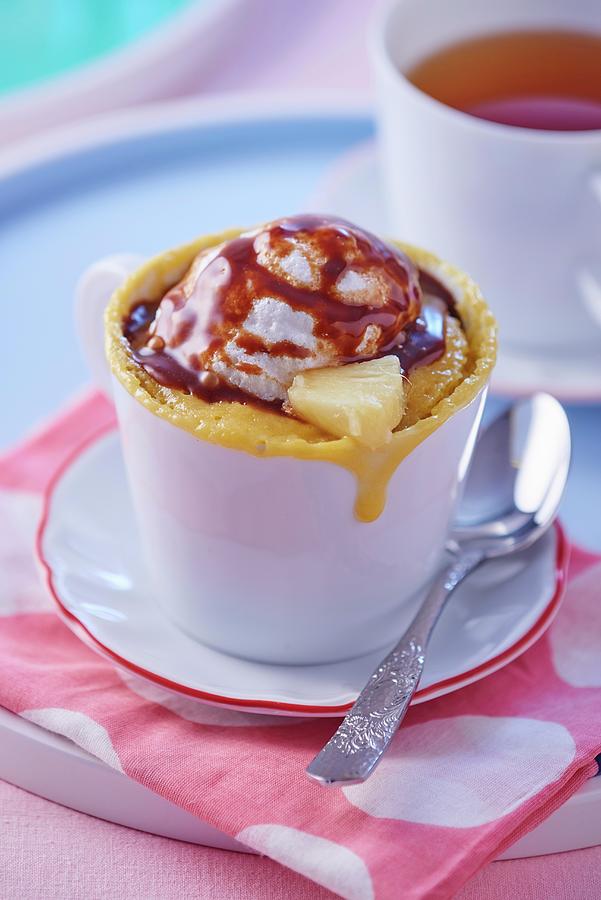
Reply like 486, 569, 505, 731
451, 393, 571, 552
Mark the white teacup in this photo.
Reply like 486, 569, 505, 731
372, 0, 601, 357
76, 240, 494, 666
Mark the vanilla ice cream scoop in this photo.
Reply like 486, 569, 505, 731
147, 215, 422, 403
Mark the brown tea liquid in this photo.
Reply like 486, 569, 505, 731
407, 29, 601, 131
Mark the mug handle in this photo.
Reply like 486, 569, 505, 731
576, 172, 601, 329
74, 254, 144, 397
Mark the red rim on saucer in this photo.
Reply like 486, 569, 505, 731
36, 424, 570, 715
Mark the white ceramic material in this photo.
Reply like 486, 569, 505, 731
311, 142, 601, 402
76, 254, 488, 665
112, 381, 485, 666
36, 429, 568, 715
1, 706, 598, 859
372, 0, 601, 358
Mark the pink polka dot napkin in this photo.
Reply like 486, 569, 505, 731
1, 391, 600, 900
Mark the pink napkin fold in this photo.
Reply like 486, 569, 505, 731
2, 390, 601, 900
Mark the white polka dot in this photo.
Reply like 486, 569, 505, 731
343, 715, 575, 827
0, 490, 50, 615
236, 824, 374, 900
21, 708, 123, 772
549, 563, 601, 687
116, 669, 304, 727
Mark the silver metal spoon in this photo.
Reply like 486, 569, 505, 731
306, 393, 571, 787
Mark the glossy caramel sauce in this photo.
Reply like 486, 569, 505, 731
123, 216, 456, 410
124, 299, 259, 407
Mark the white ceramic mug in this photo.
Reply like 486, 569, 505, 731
372, 0, 601, 358
76, 252, 488, 666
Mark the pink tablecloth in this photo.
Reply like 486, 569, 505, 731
2, 780, 601, 900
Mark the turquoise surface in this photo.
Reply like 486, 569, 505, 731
0, 0, 194, 95
2, 110, 599, 550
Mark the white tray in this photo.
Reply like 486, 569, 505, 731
1, 705, 599, 861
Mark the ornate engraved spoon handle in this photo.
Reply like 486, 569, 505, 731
306, 549, 485, 787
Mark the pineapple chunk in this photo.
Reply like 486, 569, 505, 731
287, 356, 405, 449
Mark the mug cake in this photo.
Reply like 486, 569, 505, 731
107, 215, 496, 522
102, 215, 496, 663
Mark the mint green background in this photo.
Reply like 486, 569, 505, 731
0, 0, 194, 95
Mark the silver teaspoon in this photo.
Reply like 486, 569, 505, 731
306, 393, 571, 787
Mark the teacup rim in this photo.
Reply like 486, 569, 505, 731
370, 0, 601, 145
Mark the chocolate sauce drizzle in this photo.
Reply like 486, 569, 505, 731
123, 216, 457, 410
154, 215, 421, 364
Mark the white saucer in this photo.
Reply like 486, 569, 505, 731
37, 428, 568, 717
310, 141, 601, 404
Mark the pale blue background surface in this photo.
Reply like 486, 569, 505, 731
2, 112, 599, 549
